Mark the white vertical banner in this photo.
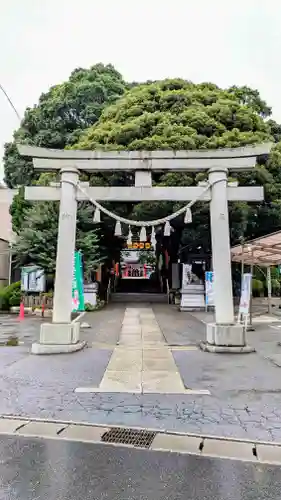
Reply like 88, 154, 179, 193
182, 264, 192, 290
205, 271, 215, 306
238, 273, 252, 320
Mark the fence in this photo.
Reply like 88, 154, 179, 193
23, 295, 53, 309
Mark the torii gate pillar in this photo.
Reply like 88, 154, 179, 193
34, 166, 85, 354
200, 166, 254, 353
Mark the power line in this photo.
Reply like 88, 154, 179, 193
0, 84, 21, 122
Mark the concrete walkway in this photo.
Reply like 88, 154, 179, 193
76, 307, 208, 395
3, 303, 281, 441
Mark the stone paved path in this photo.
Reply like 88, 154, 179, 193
1, 304, 281, 441
76, 307, 208, 394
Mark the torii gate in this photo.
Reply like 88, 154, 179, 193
17, 143, 272, 354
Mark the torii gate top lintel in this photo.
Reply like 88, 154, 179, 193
17, 143, 273, 172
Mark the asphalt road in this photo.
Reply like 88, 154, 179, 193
0, 435, 280, 499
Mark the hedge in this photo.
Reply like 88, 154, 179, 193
0, 281, 21, 310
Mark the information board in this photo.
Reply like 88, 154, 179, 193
21, 266, 45, 293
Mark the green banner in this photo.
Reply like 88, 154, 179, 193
72, 251, 85, 312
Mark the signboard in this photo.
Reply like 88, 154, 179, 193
21, 266, 45, 293
72, 251, 85, 312
84, 282, 98, 307
126, 242, 151, 250
182, 264, 192, 290
238, 273, 252, 315
205, 271, 214, 306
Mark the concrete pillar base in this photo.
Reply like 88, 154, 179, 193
207, 322, 245, 346
39, 322, 81, 344
31, 340, 86, 355
200, 322, 255, 353
199, 341, 255, 353
31, 322, 86, 354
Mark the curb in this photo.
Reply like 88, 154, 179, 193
1, 415, 281, 465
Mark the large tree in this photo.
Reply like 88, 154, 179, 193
5, 64, 126, 273
73, 79, 278, 257
7, 75, 281, 273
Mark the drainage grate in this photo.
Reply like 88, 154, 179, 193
101, 427, 156, 449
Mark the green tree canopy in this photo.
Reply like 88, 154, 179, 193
4, 63, 125, 189
73, 79, 278, 255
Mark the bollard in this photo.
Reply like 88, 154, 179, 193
19, 302, 25, 320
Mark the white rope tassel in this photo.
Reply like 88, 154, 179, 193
76, 180, 214, 230
127, 226, 133, 245
93, 207, 101, 223
164, 220, 171, 236
114, 220, 122, 236
151, 226, 156, 249
184, 207, 192, 224
139, 226, 147, 242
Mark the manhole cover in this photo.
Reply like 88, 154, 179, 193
101, 427, 156, 448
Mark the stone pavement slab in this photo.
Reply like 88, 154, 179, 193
142, 370, 185, 393
0, 418, 27, 433
202, 438, 256, 461
99, 370, 142, 393
17, 421, 66, 437
151, 434, 202, 454
106, 349, 142, 371
256, 444, 281, 463
60, 424, 108, 442
78, 307, 188, 395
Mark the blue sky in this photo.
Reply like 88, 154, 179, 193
0, 0, 280, 176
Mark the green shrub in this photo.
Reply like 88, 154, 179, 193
0, 281, 21, 310
271, 279, 280, 296
84, 300, 105, 312
6, 336, 19, 346
9, 288, 21, 307
252, 279, 263, 297
85, 302, 95, 312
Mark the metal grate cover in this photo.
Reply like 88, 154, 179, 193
101, 427, 156, 449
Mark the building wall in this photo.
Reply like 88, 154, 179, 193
0, 187, 14, 287
0, 239, 10, 287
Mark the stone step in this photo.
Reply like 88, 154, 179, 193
111, 293, 167, 304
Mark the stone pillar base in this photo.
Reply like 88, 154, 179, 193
31, 322, 86, 355
199, 322, 255, 354
199, 341, 255, 353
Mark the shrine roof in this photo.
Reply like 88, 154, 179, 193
231, 231, 281, 267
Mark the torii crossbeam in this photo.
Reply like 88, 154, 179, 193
17, 143, 272, 354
